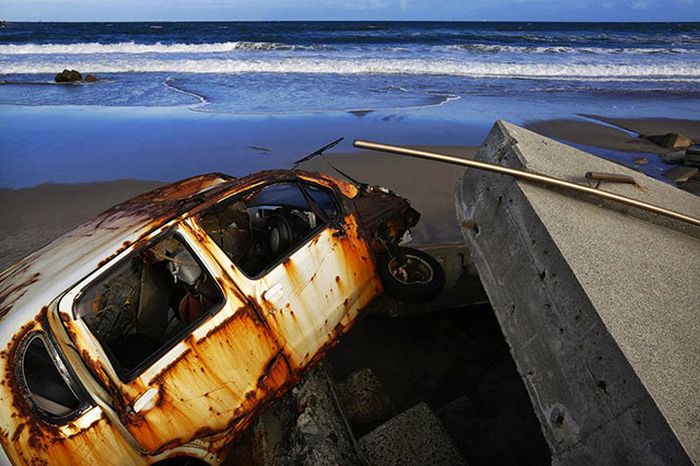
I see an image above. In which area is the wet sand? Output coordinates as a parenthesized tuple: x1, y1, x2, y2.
(2, 115, 698, 271)
(306, 146, 479, 246)
(585, 115, 700, 142)
(0, 147, 476, 271)
(526, 116, 700, 155)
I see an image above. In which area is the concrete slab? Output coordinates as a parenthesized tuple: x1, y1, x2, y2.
(455, 121, 700, 465)
(336, 367, 396, 435)
(359, 402, 468, 466)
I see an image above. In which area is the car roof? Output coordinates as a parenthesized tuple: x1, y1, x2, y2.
(0, 170, 357, 347)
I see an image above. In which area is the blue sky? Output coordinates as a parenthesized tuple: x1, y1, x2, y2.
(1, 0, 699, 22)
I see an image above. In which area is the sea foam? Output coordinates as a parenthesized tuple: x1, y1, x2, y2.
(0, 41, 324, 55)
(4, 58, 700, 81)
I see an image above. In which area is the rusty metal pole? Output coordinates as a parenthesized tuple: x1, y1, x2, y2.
(352, 140, 700, 228)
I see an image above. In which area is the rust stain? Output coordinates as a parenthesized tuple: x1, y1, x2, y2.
(0, 167, 417, 465)
(0, 272, 41, 320)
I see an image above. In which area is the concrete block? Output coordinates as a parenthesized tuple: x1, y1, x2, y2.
(359, 402, 468, 466)
(336, 367, 396, 435)
(455, 121, 700, 465)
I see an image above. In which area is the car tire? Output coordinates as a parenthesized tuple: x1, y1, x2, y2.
(377, 247, 445, 302)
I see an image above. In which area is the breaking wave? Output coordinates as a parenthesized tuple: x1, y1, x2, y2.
(0, 41, 327, 55)
(4, 58, 700, 82)
(445, 44, 698, 55)
(2, 41, 696, 57)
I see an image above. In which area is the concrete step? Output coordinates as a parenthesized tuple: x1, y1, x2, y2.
(336, 367, 397, 436)
(358, 402, 468, 466)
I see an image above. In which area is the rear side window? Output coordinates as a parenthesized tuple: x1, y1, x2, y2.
(18, 333, 86, 423)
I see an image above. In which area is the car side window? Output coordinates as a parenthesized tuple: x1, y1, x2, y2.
(74, 235, 223, 382)
(199, 181, 338, 278)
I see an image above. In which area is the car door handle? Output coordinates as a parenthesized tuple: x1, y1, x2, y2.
(132, 387, 159, 414)
(263, 283, 284, 303)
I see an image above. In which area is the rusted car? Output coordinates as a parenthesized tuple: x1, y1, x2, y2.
(0, 170, 444, 465)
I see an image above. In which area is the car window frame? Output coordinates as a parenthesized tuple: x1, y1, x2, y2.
(16, 329, 94, 425)
(69, 227, 227, 384)
(197, 179, 343, 281)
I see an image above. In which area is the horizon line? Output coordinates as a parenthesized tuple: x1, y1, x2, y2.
(3, 19, 700, 23)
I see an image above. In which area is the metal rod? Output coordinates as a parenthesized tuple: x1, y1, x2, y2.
(353, 140, 700, 228)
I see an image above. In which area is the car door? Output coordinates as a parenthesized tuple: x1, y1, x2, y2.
(193, 180, 382, 368)
(58, 224, 287, 454)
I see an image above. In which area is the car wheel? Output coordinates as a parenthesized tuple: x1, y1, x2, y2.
(377, 247, 445, 302)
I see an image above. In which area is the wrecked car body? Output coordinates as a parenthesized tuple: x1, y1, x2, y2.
(0, 169, 440, 465)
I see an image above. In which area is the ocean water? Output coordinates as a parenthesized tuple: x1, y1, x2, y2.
(1, 22, 700, 187)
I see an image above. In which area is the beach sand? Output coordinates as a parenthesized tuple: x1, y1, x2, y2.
(0, 179, 164, 270)
(526, 117, 700, 155)
(2, 116, 698, 271)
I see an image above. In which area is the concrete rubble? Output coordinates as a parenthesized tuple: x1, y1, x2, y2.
(249, 364, 468, 466)
(251, 364, 362, 466)
(456, 121, 700, 465)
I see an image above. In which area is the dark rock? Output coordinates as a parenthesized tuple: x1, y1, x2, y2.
(250, 394, 297, 466)
(677, 179, 700, 197)
(687, 144, 700, 156)
(685, 150, 700, 168)
(84, 74, 97, 82)
(336, 368, 396, 435)
(660, 150, 687, 165)
(54, 69, 83, 83)
(641, 133, 694, 149)
(664, 166, 699, 183)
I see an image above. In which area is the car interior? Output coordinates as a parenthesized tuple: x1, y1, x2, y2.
(70, 181, 337, 382)
(74, 236, 223, 381)
(198, 181, 338, 277)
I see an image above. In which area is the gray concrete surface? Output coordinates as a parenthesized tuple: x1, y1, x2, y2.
(252, 364, 362, 466)
(336, 367, 396, 435)
(359, 402, 468, 466)
(455, 121, 700, 465)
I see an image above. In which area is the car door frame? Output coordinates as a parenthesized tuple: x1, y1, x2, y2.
(191, 178, 382, 369)
(56, 221, 287, 455)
